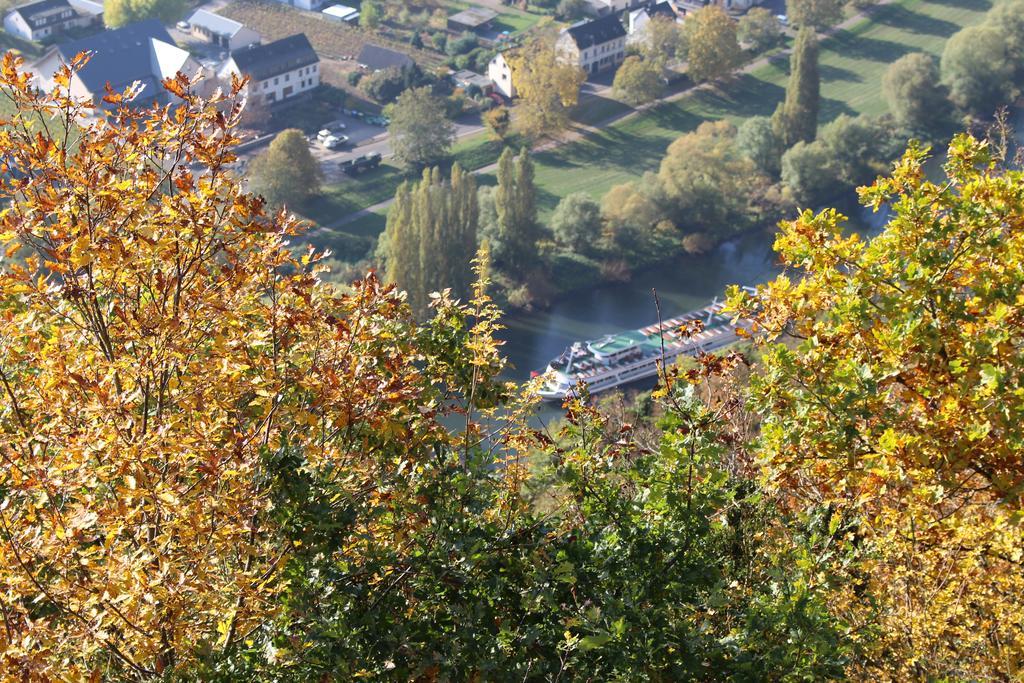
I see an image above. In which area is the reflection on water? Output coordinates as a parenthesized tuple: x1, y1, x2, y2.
(500, 200, 891, 384)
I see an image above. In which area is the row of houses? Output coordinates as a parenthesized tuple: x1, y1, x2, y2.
(27, 16, 320, 110)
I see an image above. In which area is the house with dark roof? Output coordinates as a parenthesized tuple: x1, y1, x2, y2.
(556, 14, 627, 76)
(31, 19, 202, 107)
(3, 0, 102, 42)
(185, 9, 260, 52)
(219, 34, 319, 105)
(356, 43, 414, 73)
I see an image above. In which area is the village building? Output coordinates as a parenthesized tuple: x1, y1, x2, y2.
(219, 34, 319, 105)
(487, 51, 515, 99)
(3, 0, 101, 42)
(32, 19, 201, 107)
(555, 14, 627, 76)
(184, 9, 260, 52)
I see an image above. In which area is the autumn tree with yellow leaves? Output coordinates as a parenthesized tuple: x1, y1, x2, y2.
(0, 55, 511, 678)
(508, 40, 586, 140)
(730, 136, 1024, 679)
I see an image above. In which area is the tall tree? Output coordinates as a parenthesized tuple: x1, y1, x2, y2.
(380, 165, 478, 314)
(550, 192, 602, 254)
(509, 40, 586, 140)
(736, 115, 783, 175)
(494, 147, 541, 272)
(772, 27, 820, 148)
(684, 6, 742, 84)
(250, 128, 322, 207)
(388, 86, 455, 170)
(882, 52, 948, 131)
(785, 0, 843, 29)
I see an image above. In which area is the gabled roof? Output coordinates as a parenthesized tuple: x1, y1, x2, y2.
(186, 9, 245, 38)
(647, 1, 677, 19)
(230, 34, 318, 81)
(356, 43, 414, 71)
(51, 19, 187, 102)
(9, 0, 74, 30)
(563, 14, 627, 49)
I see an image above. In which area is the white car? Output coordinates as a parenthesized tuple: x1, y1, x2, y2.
(321, 134, 349, 150)
(317, 129, 333, 141)
(176, 20, 190, 31)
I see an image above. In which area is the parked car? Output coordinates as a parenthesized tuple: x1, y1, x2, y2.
(776, 14, 789, 26)
(176, 20, 190, 31)
(317, 129, 333, 141)
(324, 120, 347, 132)
(340, 152, 382, 176)
(322, 134, 350, 150)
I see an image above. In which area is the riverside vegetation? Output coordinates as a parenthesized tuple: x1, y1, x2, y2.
(0, 52, 1022, 681)
(304, 0, 1023, 310)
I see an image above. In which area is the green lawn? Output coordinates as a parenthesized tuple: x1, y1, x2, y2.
(304, 0, 992, 248)
(510, 0, 993, 218)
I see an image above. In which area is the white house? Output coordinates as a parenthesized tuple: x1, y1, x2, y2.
(219, 34, 319, 105)
(32, 19, 202, 107)
(3, 0, 102, 42)
(322, 4, 359, 23)
(627, 1, 680, 46)
(487, 51, 515, 99)
(556, 15, 627, 76)
(185, 9, 260, 52)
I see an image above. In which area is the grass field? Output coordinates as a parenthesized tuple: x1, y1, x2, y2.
(305, 0, 993, 249)
(504, 0, 994, 218)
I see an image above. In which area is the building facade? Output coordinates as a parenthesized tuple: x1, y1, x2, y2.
(487, 51, 515, 99)
(186, 9, 260, 52)
(219, 34, 320, 105)
(556, 15, 627, 76)
(3, 0, 102, 42)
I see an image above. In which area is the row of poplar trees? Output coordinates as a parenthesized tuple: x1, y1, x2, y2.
(380, 149, 540, 316)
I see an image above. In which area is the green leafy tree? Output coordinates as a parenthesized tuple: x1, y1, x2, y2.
(736, 115, 783, 175)
(360, 1, 380, 29)
(612, 55, 664, 105)
(550, 192, 602, 254)
(388, 86, 455, 170)
(986, 0, 1024, 63)
(940, 26, 1016, 115)
(494, 147, 541, 272)
(817, 114, 895, 186)
(658, 121, 761, 234)
(250, 128, 322, 207)
(780, 139, 835, 204)
(379, 165, 478, 315)
(639, 14, 687, 64)
(738, 7, 783, 52)
(882, 52, 948, 131)
(104, 0, 186, 26)
(684, 6, 742, 83)
(772, 28, 820, 147)
(509, 40, 586, 140)
(786, 0, 844, 29)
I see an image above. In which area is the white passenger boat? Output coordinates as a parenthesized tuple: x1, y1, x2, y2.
(534, 296, 744, 401)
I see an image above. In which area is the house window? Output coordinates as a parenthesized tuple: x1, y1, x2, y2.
(274, 77, 279, 85)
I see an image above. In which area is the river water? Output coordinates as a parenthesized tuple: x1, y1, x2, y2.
(502, 201, 892, 381)
(498, 200, 893, 423)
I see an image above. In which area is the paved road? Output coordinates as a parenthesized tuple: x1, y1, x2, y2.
(314, 0, 894, 232)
